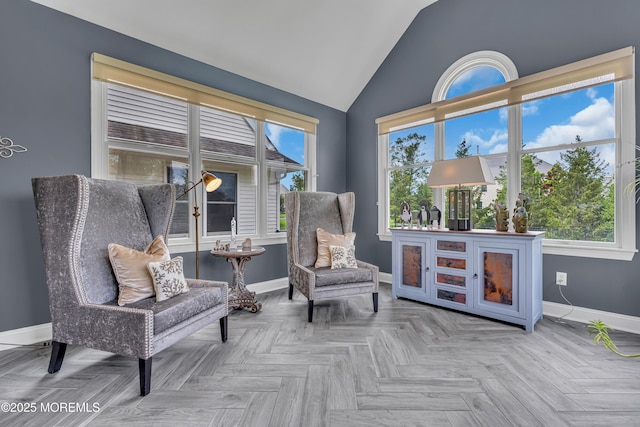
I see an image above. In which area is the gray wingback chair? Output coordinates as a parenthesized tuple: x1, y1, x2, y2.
(32, 174, 229, 396)
(285, 191, 379, 322)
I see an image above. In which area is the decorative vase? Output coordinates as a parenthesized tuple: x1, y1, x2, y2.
(512, 193, 530, 233)
(513, 206, 528, 233)
(494, 201, 509, 232)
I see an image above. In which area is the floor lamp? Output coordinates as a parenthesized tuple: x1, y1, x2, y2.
(177, 170, 222, 278)
(426, 156, 494, 231)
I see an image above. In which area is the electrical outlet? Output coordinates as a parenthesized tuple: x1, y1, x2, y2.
(556, 271, 568, 286)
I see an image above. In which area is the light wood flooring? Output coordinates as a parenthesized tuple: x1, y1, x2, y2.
(1, 283, 639, 426)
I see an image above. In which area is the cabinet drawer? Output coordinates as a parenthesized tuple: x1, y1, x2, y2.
(435, 287, 468, 307)
(436, 239, 467, 252)
(436, 256, 466, 270)
(435, 272, 467, 288)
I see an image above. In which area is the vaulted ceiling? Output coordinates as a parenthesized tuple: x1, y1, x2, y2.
(31, 0, 438, 111)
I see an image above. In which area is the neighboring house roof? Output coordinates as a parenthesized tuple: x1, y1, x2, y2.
(108, 120, 301, 166)
(484, 154, 552, 180)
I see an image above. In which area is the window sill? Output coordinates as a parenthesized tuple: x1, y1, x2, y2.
(542, 242, 636, 261)
(168, 234, 287, 254)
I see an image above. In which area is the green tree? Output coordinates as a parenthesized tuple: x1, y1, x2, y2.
(389, 133, 432, 225)
(536, 141, 612, 241)
(288, 171, 305, 192)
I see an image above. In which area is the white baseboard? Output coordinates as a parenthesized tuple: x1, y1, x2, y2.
(542, 301, 640, 334)
(247, 277, 289, 294)
(3, 276, 638, 352)
(379, 271, 392, 284)
(0, 323, 52, 352)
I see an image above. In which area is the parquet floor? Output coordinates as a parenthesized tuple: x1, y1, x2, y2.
(1, 283, 639, 426)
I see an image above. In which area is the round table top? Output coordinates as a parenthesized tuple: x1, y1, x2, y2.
(210, 246, 265, 258)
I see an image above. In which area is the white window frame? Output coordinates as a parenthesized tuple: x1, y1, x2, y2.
(377, 50, 636, 261)
(91, 79, 317, 252)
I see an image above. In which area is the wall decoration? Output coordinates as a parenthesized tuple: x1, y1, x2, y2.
(0, 136, 27, 159)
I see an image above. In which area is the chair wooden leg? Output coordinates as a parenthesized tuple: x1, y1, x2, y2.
(220, 316, 228, 342)
(139, 358, 152, 396)
(47, 341, 67, 374)
(288, 283, 294, 300)
(308, 300, 314, 323)
(373, 292, 379, 313)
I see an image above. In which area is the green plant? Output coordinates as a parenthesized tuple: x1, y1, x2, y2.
(587, 320, 640, 358)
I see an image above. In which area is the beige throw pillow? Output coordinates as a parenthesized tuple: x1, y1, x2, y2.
(315, 227, 356, 268)
(147, 257, 189, 302)
(108, 235, 170, 306)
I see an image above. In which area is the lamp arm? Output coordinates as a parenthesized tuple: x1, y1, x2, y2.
(176, 179, 203, 201)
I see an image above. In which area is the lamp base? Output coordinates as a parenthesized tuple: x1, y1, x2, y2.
(447, 188, 472, 231)
(448, 218, 471, 231)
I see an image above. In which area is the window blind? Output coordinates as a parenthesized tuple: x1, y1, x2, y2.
(92, 53, 318, 134)
(376, 46, 634, 135)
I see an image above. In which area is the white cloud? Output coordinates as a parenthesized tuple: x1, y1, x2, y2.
(524, 96, 615, 172)
(266, 123, 286, 148)
(462, 129, 508, 152)
(525, 96, 614, 151)
(522, 101, 539, 117)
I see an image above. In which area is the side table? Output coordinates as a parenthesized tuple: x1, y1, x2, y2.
(210, 246, 265, 313)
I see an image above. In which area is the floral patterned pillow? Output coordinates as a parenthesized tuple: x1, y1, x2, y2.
(147, 257, 189, 302)
(329, 245, 358, 269)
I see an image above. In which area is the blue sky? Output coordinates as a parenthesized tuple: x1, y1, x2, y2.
(266, 123, 305, 189)
(391, 66, 615, 173)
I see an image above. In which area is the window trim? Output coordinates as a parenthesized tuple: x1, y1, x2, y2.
(377, 49, 636, 261)
(92, 69, 317, 252)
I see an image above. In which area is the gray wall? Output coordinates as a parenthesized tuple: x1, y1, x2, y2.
(0, 0, 346, 333)
(347, 0, 640, 317)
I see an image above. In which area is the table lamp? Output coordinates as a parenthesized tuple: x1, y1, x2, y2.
(177, 170, 222, 278)
(426, 156, 494, 231)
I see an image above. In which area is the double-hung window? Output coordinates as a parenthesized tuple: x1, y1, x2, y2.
(91, 54, 317, 252)
(377, 47, 636, 260)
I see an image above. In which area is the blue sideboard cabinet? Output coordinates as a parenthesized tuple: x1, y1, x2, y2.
(391, 228, 544, 332)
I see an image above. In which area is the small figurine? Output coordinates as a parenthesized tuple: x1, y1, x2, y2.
(417, 200, 429, 228)
(493, 201, 509, 232)
(242, 237, 252, 250)
(400, 201, 411, 228)
(512, 193, 530, 233)
(429, 206, 441, 229)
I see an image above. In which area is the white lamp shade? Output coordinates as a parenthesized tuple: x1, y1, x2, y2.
(426, 156, 495, 188)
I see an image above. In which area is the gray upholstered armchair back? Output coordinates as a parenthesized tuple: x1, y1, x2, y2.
(32, 174, 174, 312)
(285, 191, 355, 268)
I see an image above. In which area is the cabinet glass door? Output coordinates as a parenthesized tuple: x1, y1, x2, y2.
(475, 243, 524, 318)
(402, 245, 423, 289)
(393, 235, 429, 302)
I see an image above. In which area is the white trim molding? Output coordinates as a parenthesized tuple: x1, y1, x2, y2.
(0, 323, 52, 352)
(542, 301, 640, 334)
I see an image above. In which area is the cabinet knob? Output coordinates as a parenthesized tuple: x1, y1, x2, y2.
(425, 267, 430, 272)
(473, 273, 478, 279)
